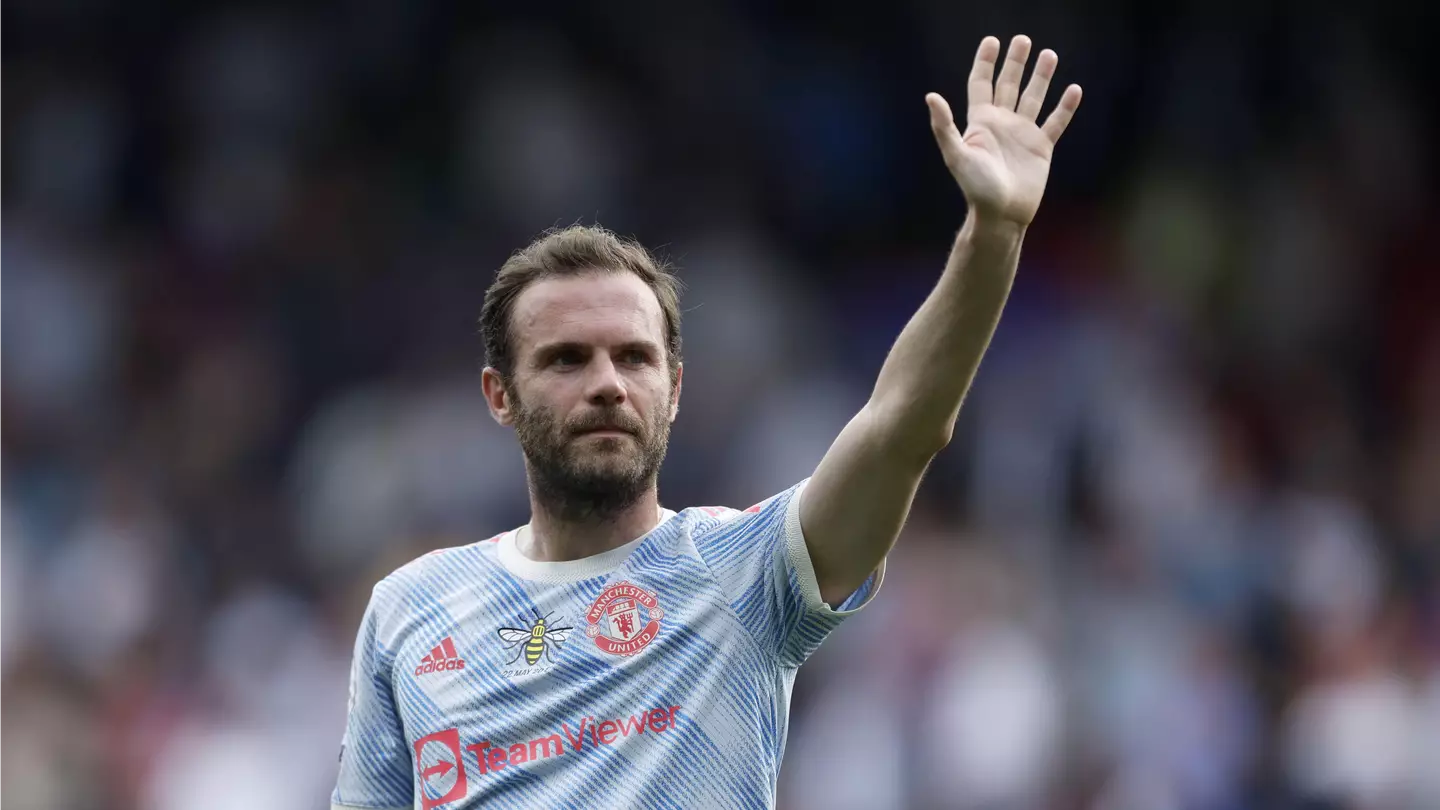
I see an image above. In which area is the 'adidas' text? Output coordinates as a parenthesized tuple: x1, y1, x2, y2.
(415, 637, 467, 677)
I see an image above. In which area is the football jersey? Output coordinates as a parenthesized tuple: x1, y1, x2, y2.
(332, 478, 883, 810)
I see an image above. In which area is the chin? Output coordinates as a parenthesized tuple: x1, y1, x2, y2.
(579, 458, 641, 480)
(568, 447, 638, 471)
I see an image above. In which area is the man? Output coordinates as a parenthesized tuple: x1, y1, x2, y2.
(333, 34, 1081, 810)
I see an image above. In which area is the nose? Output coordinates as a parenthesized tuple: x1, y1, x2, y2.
(584, 355, 626, 407)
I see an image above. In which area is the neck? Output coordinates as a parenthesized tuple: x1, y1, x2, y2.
(520, 488, 663, 562)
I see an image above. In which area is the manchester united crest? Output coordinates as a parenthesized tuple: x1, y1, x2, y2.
(585, 581, 663, 656)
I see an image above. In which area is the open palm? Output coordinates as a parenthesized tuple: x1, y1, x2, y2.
(928, 35, 1082, 226)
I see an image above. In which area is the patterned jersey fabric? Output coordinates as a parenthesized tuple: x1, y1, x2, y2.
(333, 479, 883, 810)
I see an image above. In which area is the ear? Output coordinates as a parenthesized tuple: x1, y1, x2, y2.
(481, 367, 515, 426)
(669, 363, 683, 422)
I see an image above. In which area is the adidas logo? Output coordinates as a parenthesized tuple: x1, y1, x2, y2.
(414, 637, 467, 676)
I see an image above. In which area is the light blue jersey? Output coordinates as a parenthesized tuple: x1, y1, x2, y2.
(333, 479, 883, 810)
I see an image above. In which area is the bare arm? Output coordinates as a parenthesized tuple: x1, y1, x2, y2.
(801, 35, 1083, 604)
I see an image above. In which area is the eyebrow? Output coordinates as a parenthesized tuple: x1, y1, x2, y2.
(530, 340, 662, 359)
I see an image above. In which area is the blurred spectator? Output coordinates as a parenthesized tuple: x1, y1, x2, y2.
(2, 500, 33, 676)
(920, 575, 1063, 808)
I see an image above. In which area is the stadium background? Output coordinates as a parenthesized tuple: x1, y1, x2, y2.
(3, 1, 1437, 808)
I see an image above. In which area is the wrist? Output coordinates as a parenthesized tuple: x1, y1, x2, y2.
(961, 213, 1026, 253)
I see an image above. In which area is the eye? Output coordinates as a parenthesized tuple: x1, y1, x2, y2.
(551, 349, 584, 367)
(621, 349, 649, 365)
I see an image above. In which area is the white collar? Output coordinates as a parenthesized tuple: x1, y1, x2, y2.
(496, 508, 677, 583)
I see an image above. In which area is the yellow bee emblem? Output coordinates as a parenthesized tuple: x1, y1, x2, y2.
(497, 613, 572, 666)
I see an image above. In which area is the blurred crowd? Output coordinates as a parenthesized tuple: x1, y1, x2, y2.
(3, 1, 1436, 809)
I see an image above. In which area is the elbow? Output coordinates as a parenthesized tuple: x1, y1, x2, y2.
(927, 424, 956, 454)
(895, 427, 952, 462)
(904, 431, 953, 465)
(861, 400, 953, 464)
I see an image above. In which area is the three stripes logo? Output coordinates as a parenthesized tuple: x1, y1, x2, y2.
(415, 637, 467, 677)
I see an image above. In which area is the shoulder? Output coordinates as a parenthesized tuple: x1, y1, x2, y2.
(670, 504, 747, 538)
(677, 480, 808, 543)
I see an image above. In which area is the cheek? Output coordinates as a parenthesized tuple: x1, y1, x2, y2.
(643, 379, 677, 419)
(517, 379, 572, 414)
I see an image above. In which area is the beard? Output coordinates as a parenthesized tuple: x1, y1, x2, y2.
(511, 389, 672, 523)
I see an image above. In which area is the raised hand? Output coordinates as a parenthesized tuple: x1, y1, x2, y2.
(927, 35, 1082, 227)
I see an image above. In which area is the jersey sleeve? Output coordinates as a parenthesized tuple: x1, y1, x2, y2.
(332, 582, 413, 810)
(691, 478, 885, 669)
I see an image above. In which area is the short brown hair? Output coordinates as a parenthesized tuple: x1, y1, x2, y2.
(480, 224, 683, 382)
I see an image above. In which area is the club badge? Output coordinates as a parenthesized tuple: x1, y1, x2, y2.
(585, 581, 663, 656)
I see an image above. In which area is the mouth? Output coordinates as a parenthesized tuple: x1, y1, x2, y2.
(574, 426, 634, 438)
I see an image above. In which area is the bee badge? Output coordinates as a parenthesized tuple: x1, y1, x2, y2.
(586, 581, 664, 656)
(497, 613, 572, 668)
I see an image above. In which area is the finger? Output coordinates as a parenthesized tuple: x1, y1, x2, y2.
(926, 92, 963, 162)
(1016, 49, 1057, 121)
(993, 35, 1032, 111)
(1041, 84, 1083, 143)
(967, 36, 1001, 110)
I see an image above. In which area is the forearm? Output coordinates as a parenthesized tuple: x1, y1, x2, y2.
(866, 213, 1024, 455)
(800, 213, 1023, 603)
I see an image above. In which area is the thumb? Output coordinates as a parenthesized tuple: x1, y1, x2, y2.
(925, 93, 966, 170)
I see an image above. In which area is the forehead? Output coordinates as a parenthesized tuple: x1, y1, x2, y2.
(510, 271, 667, 353)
